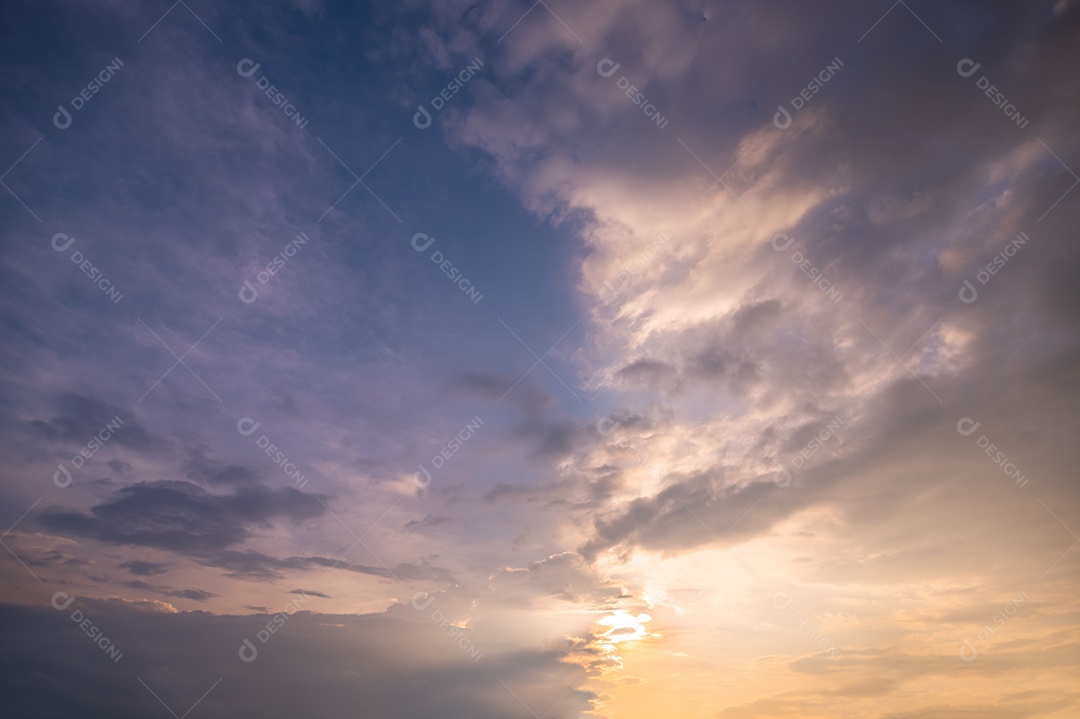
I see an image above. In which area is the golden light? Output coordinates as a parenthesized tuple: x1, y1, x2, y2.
(597, 610, 653, 644)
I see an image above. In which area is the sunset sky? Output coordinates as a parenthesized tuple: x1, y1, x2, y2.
(2, 1, 1079, 717)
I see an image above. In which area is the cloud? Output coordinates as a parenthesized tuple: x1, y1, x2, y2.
(27, 394, 166, 454)
(0, 599, 593, 719)
(122, 580, 217, 602)
(2, 1, 1079, 717)
(39, 479, 326, 554)
(119, 560, 170, 576)
(183, 451, 262, 486)
(204, 549, 457, 584)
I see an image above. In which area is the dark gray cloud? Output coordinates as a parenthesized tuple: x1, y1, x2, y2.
(162, 587, 218, 602)
(579, 467, 789, 561)
(122, 580, 217, 602)
(205, 549, 456, 584)
(28, 394, 167, 454)
(119, 560, 170, 576)
(616, 359, 680, 393)
(183, 451, 262, 486)
(0, 600, 593, 719)
(35, 478, 452, 584)
(38, 480, 326, 553)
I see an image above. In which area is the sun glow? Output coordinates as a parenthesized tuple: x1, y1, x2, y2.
(598, 611, 653, 644)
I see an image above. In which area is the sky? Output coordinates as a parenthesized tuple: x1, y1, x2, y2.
(1, 0, 1079, 717)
